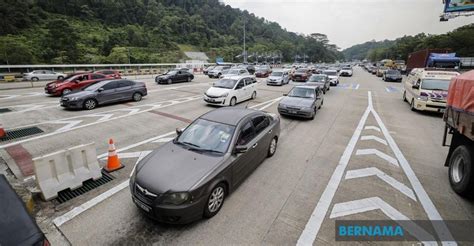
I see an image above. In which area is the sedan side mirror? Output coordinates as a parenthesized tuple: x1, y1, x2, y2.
(98, 88, 104, 92)
(234, 146, 248, 154)
(412, 84, 419, 89)
(176, 128, 183, 136)
(283, 93, 288, 96)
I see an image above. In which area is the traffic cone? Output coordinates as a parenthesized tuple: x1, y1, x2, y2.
(0, 124, 5, 138)
(104, 138, 123, 172)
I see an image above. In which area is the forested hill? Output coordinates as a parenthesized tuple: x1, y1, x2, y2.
(0, 0, 342, 64)
(342, 24, 474, 61)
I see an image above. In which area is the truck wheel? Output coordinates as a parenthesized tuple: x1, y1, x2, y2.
(449, 145, 474, 197)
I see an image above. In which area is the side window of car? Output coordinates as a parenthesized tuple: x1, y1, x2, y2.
(252, 115, 270, 135)
(102, 82, 117, 90)
(236, 80, 245, 89)
(118, 80, 132, 87)
(91, 74, 103, 80)
(237, 121, 256, 146)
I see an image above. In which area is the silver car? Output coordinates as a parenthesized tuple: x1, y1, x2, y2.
(23, 70, 67, 81)
(278, 85, 324, 119)
(266, 70, 290, 86)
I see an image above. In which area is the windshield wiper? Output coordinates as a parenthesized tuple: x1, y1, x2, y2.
(176, 141, 201, 149)
(197, 148, 223, 154)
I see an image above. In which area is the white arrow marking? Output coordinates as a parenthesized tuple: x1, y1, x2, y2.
(330, 197, 437, 246)
(52, 120, 83, 132)
(356, 148, 399, 167)
(91, 113, 114, 122)
(364, 126, 381, 132)
(360, 135, 387, 145)
(345, 167, 416, 201)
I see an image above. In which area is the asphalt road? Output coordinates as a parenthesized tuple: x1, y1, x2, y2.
(0, 69, 472, 245)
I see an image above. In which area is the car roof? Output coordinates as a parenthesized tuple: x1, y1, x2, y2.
(200, 107, 262, 126)
(224, 75, 252, 80)
(294, 85, 318, 89)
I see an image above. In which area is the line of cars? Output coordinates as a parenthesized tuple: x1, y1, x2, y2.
(362, 64, 403, 82)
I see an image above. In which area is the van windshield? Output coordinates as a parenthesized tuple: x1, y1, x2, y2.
(421, 79, 451, 91)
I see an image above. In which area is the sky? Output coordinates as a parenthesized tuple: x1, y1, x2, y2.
(222, 0, 474, 50)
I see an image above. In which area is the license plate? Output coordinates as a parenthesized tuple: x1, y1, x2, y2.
(290, 110, 297, 114)
(134, 198, 150, 212)
(208, 99, 215, 102)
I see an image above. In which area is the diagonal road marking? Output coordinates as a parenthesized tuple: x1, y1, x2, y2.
(355, 148, 399, 166)
(364, 126, 381, 132)
(360, 135, 388, 145)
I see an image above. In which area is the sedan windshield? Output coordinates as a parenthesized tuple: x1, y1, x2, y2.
(386, 70, 400, 75)
(288, 87, 315, 99)
(309, 76, 325, 82)
(213, 79, 237, 89)
(176, 119, 235, 154)
(227, 69, 240, 75)
(83, 81, 108, 91)
(164, 70, 177, 75)
(421, 79, 451, 91)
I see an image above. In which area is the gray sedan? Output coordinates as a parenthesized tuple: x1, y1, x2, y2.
(60, 79, 147, 110)
(306, 74, 330, 94)
(130, 108, 280, 224)
(278, 85, 324, 119)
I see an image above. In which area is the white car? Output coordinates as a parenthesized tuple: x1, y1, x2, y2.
(220, 68, 250, 79)
(23, 70, 67, 81)
(322, 70, 340, 86)
(208, 66, 231, 78)
(340, 67, 353, 77)
(266, 70, 290, 86)
(204, 75, 257, 106)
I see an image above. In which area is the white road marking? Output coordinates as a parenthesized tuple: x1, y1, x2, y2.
(255, 97, 283, 110)
(330, 197, 436, 246)
(355, 148, 399, 167)
(345, 167, 416, 201)
(385, 87, 391, 93)
(152, 137, 175, 143)
(364, 126, 381, 132)
(360, 135, 387, 145)
(355, 83, 360, 90)
(52, 120, 83, 132)
(52, 96, 283, 227)
(297, 91, 455, 246)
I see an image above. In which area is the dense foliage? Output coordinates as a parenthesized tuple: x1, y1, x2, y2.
(342, 24, 474, 62)
(0, 0, 342, 64)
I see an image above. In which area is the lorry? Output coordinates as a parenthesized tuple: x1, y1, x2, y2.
(406, 49, 460, 73)
(442, 70, 474, 197)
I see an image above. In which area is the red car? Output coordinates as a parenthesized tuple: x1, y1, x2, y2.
(44, 73, 109, 96)
(95, 70, 122, 79)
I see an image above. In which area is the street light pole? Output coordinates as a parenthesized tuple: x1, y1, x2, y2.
(243, 17, 247, 64)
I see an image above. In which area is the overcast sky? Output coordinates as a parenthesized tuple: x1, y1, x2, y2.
(222, 0, 474, 49)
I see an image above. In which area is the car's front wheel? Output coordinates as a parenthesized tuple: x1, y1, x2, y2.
(83, 99, 97, 110)
(251, 91, 257, 99)
(31, 77, 39, 81)
(58, 76, 64, 80)
(229, 97, 237, 106)
(132, 92, 142, 102)
(204, 183, 226, 218)
(267, 137, 278, 157)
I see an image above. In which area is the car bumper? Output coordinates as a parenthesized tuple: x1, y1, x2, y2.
(45, 88, 61, 96)
(413, 99, 446, 113)
(292, 76, 307, 82)
(255, 74, 267, 78)
(329, 80, 338, 86)
(60, 99, 84, 109)
(278, 107, 313, 118)
(204, 96, 227, 105)
(340, 73, 352, 76)
(385, 77, 402, 82)
(266, 80, 282, 85)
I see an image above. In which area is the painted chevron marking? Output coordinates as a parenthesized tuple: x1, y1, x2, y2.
(356, 149, 399, 166)
(330, 197, 436, 245)
(360, 135, 388, 145)
(345, 167, 416, 201)
(364, 126, 381, 132)
(52, 120, 83, 132)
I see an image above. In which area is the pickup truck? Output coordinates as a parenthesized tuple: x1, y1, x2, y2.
(442, 70, 474, 197)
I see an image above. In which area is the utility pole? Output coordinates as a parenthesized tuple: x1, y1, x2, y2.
(127, 48, 131, 64)
(243, 17, 247, 64)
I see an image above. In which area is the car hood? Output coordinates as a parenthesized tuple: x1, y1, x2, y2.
(341, 70, 352, 73)
(135, 142, 225, 193)
(268, 76, 282, 80)
(63, 90, 94, 99)
(386, 74, 401, 77)
(206, 87, 231, 97)
(280, 96, 314, 108)
(327, 75, 338, 79)
(157, 74, 171, 78)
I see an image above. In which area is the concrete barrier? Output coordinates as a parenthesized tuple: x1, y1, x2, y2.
(33, 143, 102, 200)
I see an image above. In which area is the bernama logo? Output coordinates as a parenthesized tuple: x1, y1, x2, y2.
(338, 225, 404, 237)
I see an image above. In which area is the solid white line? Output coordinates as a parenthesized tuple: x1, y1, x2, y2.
(345, 167, 416, 201)
(360, 135, 387, 145)
(296, 92, 372, 246)
(371, 106, 456, 245)
(330, 197, 436, 246)
(364, 126, 381, 132)
(355, 84, 360, 90)
(53, 180, 129, 227)
(256, 97, 283, 111)
(355, 148, 399, 167)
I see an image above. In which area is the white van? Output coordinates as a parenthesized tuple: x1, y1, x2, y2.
(403, 68, 460, 112)
(204, 75, 257, 106)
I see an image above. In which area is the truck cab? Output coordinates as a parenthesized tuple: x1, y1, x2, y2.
(403, 68, 460, 112)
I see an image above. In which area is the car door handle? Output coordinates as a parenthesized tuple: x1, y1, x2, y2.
(267, 129, 272, 134)
(252, 143, 258, 149)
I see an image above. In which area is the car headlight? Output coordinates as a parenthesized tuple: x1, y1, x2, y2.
(278, 104, 286, 109)
(416, 96, 428, 101)
(70, 97, 79, 101)
(220, 93, 228, 97)
(161, 192, 192, 205)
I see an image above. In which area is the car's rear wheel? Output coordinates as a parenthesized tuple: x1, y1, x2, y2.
(204, 183, 226, 218)
(62, 88, 72, 95)
(31, 77, 39, 81)
(251, 91, 257, 99)
(167, 79, 172, 84)
(132, 92, 142, 102)
(83, 99, 97, 110)
(229, 97, 237, 106)
(267, 137, 278, 157)
(187, 76, 192, 82)
(58, 76, 64, 80)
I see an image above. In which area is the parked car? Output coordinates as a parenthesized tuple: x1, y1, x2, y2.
(60, 79, 147, 110)
(220, 68, 250, 79)
(383, 69, 402, 82)
(238, 64, 256, 74)
(95, 70, 122, 79)
(376, 67, 388, 77)
(0, 174, 50, 246)
(204, 75, 257, 106)
(130, 107, 280, 224)
(23, 70, 67, 81)
(266, 70, 290, 86)
(254, 66, 272, 78)
(278, 85, 324, 119)
(45, 73, 109, 96)
(156, 70, 194, 84)
(203, 66, 215, 75)
(339, 67, 353, 77)
(208, 66, 231, 78)
(322, 70, 340, 86)
(292, 68, 311, 82)
(306, 74, 330, 94)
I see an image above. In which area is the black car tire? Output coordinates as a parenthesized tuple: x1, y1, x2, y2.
(410, 99, 416, 111)
(187, 76, 192, 82)
(31, 77, 39, 81)
(58, 76, 64, 80)
(251, 91, 257, 99)
(132, 92, 142, 102)
(155, 77, 159, 83)
(203, 183, 226, 218)
(267, 137, 278, 157)
(448, 145, 474, 197)
(62, 88, 72, 95)
(229, 97, 237, 106)
(310, 108, 316, 120)
(167, 79, 172, 84)
(403, 91, 407, 102)
(319, 100, 323, 109)
(83, 99, 97, 110)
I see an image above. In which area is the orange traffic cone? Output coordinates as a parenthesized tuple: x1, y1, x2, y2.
(0, 124, 5, 138)
(104, 138, 123, 172)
